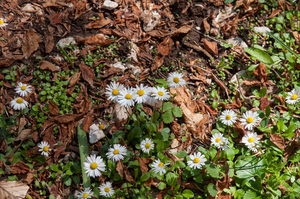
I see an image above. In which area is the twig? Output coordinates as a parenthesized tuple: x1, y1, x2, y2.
(57, 44, 75, 69)
(183, 42, 214, 61)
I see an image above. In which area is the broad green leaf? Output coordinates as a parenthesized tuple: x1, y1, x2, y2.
(174, 151, 187, 158)
(207, 183, 218, 197)
(182, 189, 194, 198)
(162, 110, 174, 124)
(265, 106, 271, 117)
(235, 156, 266, 179)
(157, 182, 166, 190)
(172, 106, 183, 117)
(77, 124, 91, 188)
(50, 164, 59, 172)
(260, 118, 269, 128)
(259, 87, 267, 97)
(277, 120, 284, 133)
(161, 102, 173, 111)
(206, 162, 220, 178)
(166, 172, 178, 187)
(140, 173, 150, 181)
(245, 47, 274, 65)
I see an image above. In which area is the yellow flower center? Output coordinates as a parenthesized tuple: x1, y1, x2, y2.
(90, 162, 98, 169)
(0, 20, 3, 25)
(248, 137, 254, 143)
(125, 94, 132, 99)
(82, 193, 88, 198)
(43, 146, 49, 152)
(215, 138, 221, 143)
(252, 145, 256, 148)
(21, 85, 26, 90)
(247, 117, 254, 123)
(173, 77, 180, 83)
(112, 89, 119, 95)
(137, 89, 144, 96)
(104, 187, 110, 192)
(16, 98, 23, 103)
(145, 143, 151, 149)
(99, 124, 104, 129)
(158, 162, 164, 167)
(292, 94, 298, 100)
(113, 149, 119, 155)
(225, 115, 231, 120)
(193, 158, 199, 163)
(221, 142, 225, 146)
(158, 91, 164, 96)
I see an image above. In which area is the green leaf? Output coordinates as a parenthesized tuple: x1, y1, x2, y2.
(32, 104, 39, 112)
(206, 162, 220, 178)
(285, 122, 297, 137)
(162, 110, 174, 124)
(182, 189, 194, 198)
(155, 79, 166, 85)
(156, 140, 165, 152)
(245, 47, 274, 65)
(207, 183, 218, 197)
(2, 69, 9, 73)
(5, 75, 12, 80)
(243, 190, 257, 199)
(64, 176, 72, 186)
(212, 101, 218, 109)
(140, 173, 150, 181)
(172, 106, 183, 117)
(160, 128, 170, 141)
(225, 148, 235, 161)
(50, 164, 59, 172)
(277, 120, 284, 133)
(174, 151, 187, 158)
(7, 175, 18, 181)
(157, 182, 166, 190)
(235, 156, 266, 179)
(162, 102, 173, 111)
(66, 170, 73, 176)
(166, 172, 178, 187)
(260, 118, 269, 128)
(40, 91, 47, 95)
(77, 124, 91, 188)
(265, 106, 271, 117)
(259, 87, 267, 97)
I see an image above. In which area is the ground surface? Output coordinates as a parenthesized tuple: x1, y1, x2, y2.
(1, 0, 300, 198)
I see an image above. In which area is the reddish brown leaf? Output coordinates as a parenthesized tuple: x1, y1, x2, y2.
(260, 96, 269, 111)
(172, 23, 193, 37)
(284, 140, 299, 161)
(182, 2, 190, 13)
(116, 161, 124, 178)
(79, 61, 94, 88)
(124, 166, 135, 183)
(9, 161, 30, 174)
(270, 134, 284, 150)
(69, 72, 81, 87)
(274, 95, 285, 105)
(145, 177, 153, 187)
(14, 129, 31, 143)
(268, 9, 281, 19)
(50, 114, 77, 124)
(151, 55, 165, 72)
(86, 18, 112, 29)
(136, 157, 149, 174)
(22, 30, 41, 59)
(49, 101, 60, 115)
(147, 29, 170, 38)
(82, 110, 93, 133)
(253, 63, 269, 85)
(203, 18, 210, 32)
(203, 39, 218, 56)
(40, 61, 60, 72)
(77, 34, 114, 46)
(141, 106, 152, 116)
(158, 37, 173, 56)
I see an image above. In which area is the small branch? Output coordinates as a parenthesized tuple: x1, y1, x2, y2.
(183, 42, 214, 61)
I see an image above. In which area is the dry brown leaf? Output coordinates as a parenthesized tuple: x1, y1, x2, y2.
(82, 110, 93, 133)
(253, 62, 269, 85)
(292, 31, 300, 44)
(18, 117, 27, 135)
(151, 55, 165, 72)
(0, 181, 29, 198)
(50, 114, 77, 124)
(14, 129, 31, 143)
(182, 2, 190, 13)
(49, 101, 60, 115)
(77, 34, 113, 46)
(203, 39, 218, 56)
(158, 37, 173, 56)
(270, 134, 284, 150)
(86, 18, 112, 29)
(136, 157, 148, 174)
(260, 96, 269, 111)
(203, 18, 210, 32)
(40, 61, 61, 72)
(147, 29, 170, 38)
(268, 9, 281, 19)
(69, 72, 81, 87)
(116, 161, 124, 178)
(284, 140, 299, 161)
(113, 103, 131, 124)
(274, 95, 285, 105)
(180, 103, 203, 133)
(172, 23, 194, 37)
(169, 86, 192, 107)
(22, 30, 41, 59)
(79, 61, 94, 88)
(9, 161, 30, 174)
(124, 166, 135, 183)
(141, 106, 152, 116)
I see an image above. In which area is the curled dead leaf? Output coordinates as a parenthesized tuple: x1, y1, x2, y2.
(270, 134, 284, 150)
(180, 103, 203, 133)
(0, 181, 29, 198)
(113, 103, 131, 124)
(82, 110, 93, 133)
(40, 60, 61, 72)
(86, 18, 112, 29)
(69, 72, 81, 87)
(14, 129, 31, 143)
(79, 61, 94, 88)
(22, 30, 41, 59)
(203, 39, 218, 56)
(49, 101, 60, 115)
(158, 37, 173, 56)
(116, 161, 124, 178)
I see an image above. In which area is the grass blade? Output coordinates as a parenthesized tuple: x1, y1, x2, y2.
(77, 123, 90, 188)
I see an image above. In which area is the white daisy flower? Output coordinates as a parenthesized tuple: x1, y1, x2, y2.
(99, 182, 114, 198)
(83, 154, 106, 178)
(210, 133, 224, 148)
(286, 88, 300, 104)
(38, 141, 51, 157)
(248, 143, 259, 152)
(145, 88, 162, 107)
(106, 144, 127, 162)
(187, 152, 207, 169)
(241, 132, 260, 148)
(77, 188, 93, 199)
(134, 84, 152, 104)
(10, 97, 29, 110)
(0, 18, 8, 29)
(105, 82, 125, 102)
(240, 111, 260, 130)
(219, 137, 229, 150)
(151, 159, 170, 175)
(140, 138, 154, 154)
(117, 87, 136, 107)
(220, 110, 237, 126)
(152, 87, 170, 101)
(167, 72, 186, 88)
(15, 82, 33, 97)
